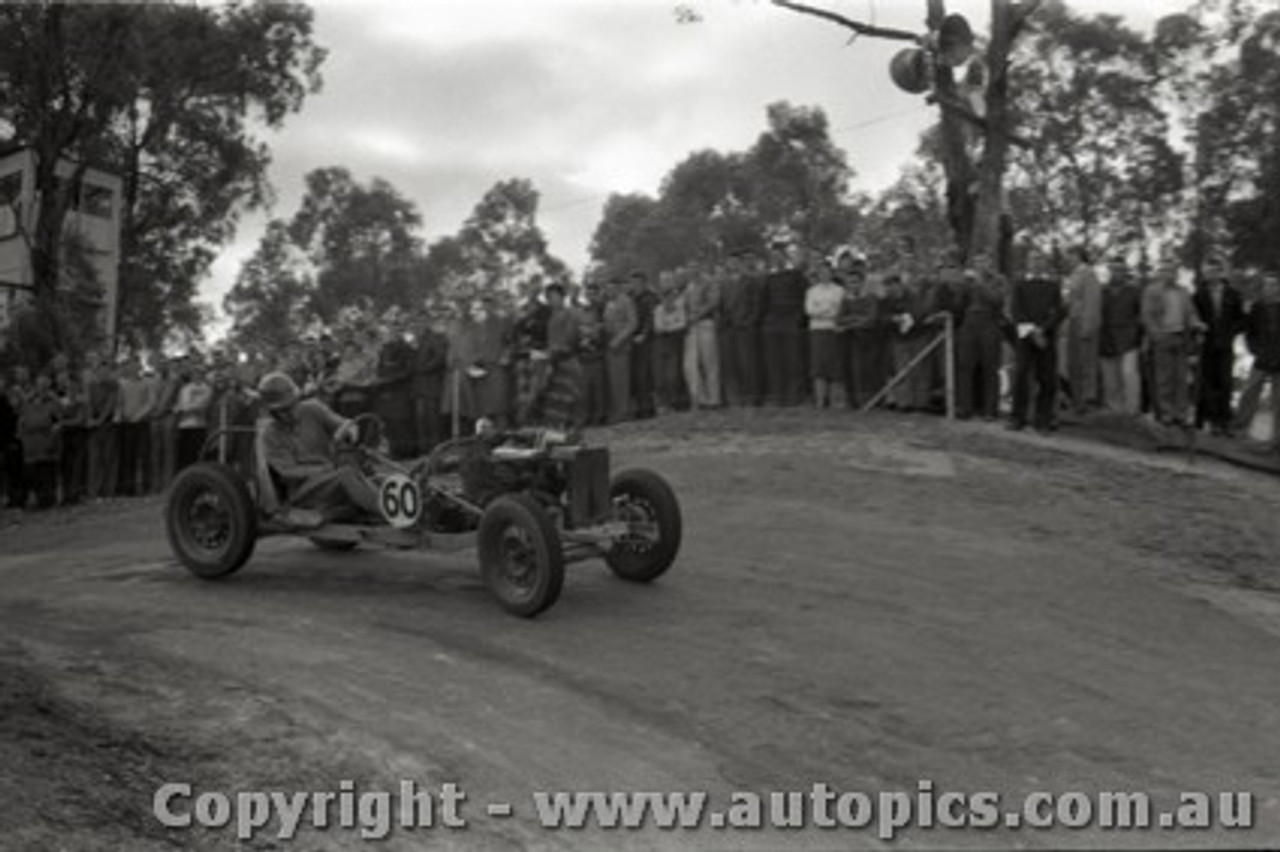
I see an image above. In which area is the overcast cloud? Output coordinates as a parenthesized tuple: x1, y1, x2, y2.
(203, 0, 1176, 334)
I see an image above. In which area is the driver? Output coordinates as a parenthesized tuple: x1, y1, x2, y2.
(257, 372, 382, 522)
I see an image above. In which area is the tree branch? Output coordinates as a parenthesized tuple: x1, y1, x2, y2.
(929, 90, 1034, 150)
(771, 0, 921, 43)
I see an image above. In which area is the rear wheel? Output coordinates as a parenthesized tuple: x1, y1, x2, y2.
(166, 463, 257, 579)
(478, 493, 563, 617)
(605, 469, 682, 582)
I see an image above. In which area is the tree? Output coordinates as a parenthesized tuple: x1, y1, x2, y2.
(0, 1, 325, 353)
(772, 0, 1039, 266)
(589, 102, 860, 276)
(432, 178, 571, 308)
(288, 166, 425, 322)
(222, 219, 315, 354)
(1159, 3, 1280, 270)
(743, 102, 859, 247)
(1006, 1, 1184, 260)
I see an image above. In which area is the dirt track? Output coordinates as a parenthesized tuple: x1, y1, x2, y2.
(3, 409, 1280, 850)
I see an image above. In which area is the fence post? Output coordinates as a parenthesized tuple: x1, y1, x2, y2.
(860, 323, 948, 413)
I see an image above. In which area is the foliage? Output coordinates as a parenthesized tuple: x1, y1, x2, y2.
(590, 101, 860, 276)
(1007, 0, 1184, 260)
(0, 1, 325, 353)
(286, 166, 424, 322)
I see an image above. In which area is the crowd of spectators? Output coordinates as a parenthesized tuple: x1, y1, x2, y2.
(3, 235, 1279, 512)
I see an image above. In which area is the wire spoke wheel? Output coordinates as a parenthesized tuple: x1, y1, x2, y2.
(605, 469, 682, 583)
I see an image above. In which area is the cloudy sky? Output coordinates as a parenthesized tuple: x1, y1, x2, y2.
(203, 0, 1178, 334)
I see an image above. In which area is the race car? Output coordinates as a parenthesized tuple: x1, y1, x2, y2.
(163, 416, 682, 617)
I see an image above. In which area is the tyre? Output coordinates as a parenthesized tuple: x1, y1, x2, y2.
(477, 493, 564, 617)
(165, 463, 258, 579)
(309, 537, 358, 552)
(605, 469, 682, 582)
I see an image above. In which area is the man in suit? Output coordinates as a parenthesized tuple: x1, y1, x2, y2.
(719, 253, 764, 408)
(760, 243, 809, 406)
(1193, 255, 1245, 435)
(1063, 247, 1103, 414)
(1008, 251, 1066, 433)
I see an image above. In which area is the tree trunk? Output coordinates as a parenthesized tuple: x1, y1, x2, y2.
(927, 0, 978, 261)
(968, 0, 1017, 271)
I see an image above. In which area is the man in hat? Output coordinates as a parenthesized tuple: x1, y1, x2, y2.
(955, 252, 1007, 420)
(720, 252, 764, 407)
(628, 271, 658, 419)
(1193, 255, 1245, 434)
(257, 372, 380, 522)
(760, 242, 809, 405)
(684, 259, 723, 408)
(1063, 247, 1103, 414)
(1141, 262, 1205, 426)
(1007, 250, 1066, 432)
(1232, 272, 1280, 447)
(411, 307, 449, 453)
(536, 282, 583, 428)
(1099, 255, 1144, 414)
(603, 275, 637, 422)
(575, 278, 609, 426)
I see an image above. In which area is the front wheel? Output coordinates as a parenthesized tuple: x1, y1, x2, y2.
(477, 494, 564, 617)
(605, 469, 682, 582)
(166, 463, 258, 579)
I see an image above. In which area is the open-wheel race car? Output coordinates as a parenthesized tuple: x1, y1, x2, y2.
(163, 416, 682, 617)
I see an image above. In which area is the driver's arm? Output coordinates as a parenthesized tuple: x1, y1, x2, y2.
(262, 428, 333, 484)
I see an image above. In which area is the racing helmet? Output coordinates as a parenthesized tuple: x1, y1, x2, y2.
(257, 372, 300, 411)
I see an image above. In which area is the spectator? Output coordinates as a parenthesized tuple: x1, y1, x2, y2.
(57, 371, 89, 505)
(955, 252, 1007, 421)
(760, 243, 809, 406)
(652, 271, 689, 414)
(1141, 262, 1205, 426)
(443, 303, 481, 436)
(473, 293, 514, 427)
(804, 258, 847, 408)
(1232, 272, 1280, 446)
(603, 275, 638, 422)
(1193, 256, 1246, 435)
(683, 260, 722, 409)
(629, 271, 658, 419)
(116, 357, 153, 496)
(838, 260, 887, 409)
(885, 238, 937, 412)
(0, 371, 19, 508)
(883, 273, 932, 411)
(175, 365, 213, 470)
(575, 279, 609, 427)
(19, 372, 60, 509)
(1100, 256, 1143, 415)
(927, 250, 968, 407)
(1063, 247, 1103, 414)
(373, 314, 417, 456)
(148, 357, 181, 493)
(512, 291, 551, 428)
(721, 253, 764, 408)
(86, 355, 120, 500)
(411, 309, 449, 453)
(539, 282, 584, 428)
(1008, 252, 1066, 433)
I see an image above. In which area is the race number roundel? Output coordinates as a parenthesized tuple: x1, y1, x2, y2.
(378, 474, 421, 529)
